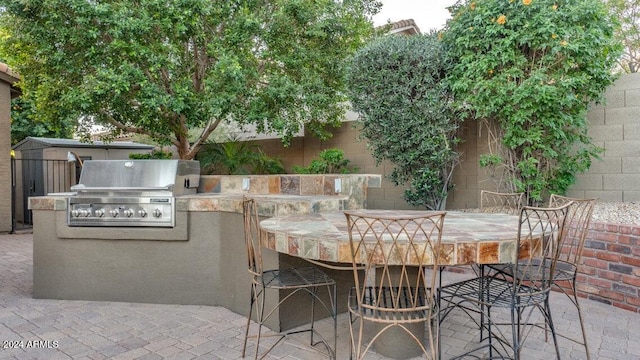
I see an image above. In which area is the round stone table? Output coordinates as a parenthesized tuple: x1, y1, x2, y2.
(260, 209, 533, 266)
(260, 209, 537, 358)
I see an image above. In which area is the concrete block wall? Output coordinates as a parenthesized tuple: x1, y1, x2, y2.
(569, 72, 640, 202)
(257, 73, 640, 210)
(258, 122, 420, 210)
(447, 73, 640, 208)
(259, 121, 485, 210)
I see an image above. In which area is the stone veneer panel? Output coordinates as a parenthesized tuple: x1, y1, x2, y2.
(338, 242, 352, 263)
(275, 232, 288, 254)
(319, 239, 338, 262)
(268, 176, 280, 194)
(280, 176, 300, 195)
(478, 242, 499, 263)
(248, 176, 269, 194)
(220, 177, 244, 193)
(264, 231, 276, 250)
(323, 175, 339, 195)
(457, 243, 477, 265)
(301, 237, 319, 260)
(287, 235, 300, 256)
(499, 241, 517, 263)
(300, 176, 324, 195)
(439, 244, 455, 266)
(275, 202, 310, 216)
(198, 177, 221, 193)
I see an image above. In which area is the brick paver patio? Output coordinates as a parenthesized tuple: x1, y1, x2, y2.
(1, 233, 639, 359)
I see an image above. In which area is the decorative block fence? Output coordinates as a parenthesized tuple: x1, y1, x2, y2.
(577, 222, 640, 313)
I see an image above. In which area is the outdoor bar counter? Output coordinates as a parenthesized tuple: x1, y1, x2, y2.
(260, 210, 527, 266)
(28, 174, 381, 332)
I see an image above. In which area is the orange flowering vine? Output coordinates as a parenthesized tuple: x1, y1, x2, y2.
(497, 15, 507, 25)
(523, 0, 532, 5)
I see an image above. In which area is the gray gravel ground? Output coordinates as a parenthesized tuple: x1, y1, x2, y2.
(461, 201, 640, 225)
(591, 202, 640, 225)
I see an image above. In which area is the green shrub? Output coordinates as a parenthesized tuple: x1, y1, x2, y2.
(293, 148, 358, 174)
(346, 33, 460, 210)
(196, 138, 285, 175)
(252, 149, 287, 175)
(129, 150, 173, 159)
(442, 0, 622, 204)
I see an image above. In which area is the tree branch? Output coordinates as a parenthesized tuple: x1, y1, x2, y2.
(99, 109, 156, 138)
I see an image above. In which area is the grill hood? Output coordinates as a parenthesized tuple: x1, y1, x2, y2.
(71, 160, 200, 196)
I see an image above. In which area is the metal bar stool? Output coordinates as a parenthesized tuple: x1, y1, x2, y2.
(241, 197, 337, 359)
(439, 203, 572, 359)
(344, 210, 446, 360)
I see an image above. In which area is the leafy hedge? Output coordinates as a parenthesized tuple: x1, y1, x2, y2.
(442, 0, 621, 204)
(347, 33, 460, 210)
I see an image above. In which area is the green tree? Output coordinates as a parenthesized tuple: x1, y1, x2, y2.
(10, 98, 75, 145)
(607, 0, 640, 73)
(0, 0, 381, 159)
(0, 27, 75, 144)
(443, 0, 621, 204)
(347, 34, 460, 210)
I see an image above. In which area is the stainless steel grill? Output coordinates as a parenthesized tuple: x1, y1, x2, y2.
(67, 160, 200, 227)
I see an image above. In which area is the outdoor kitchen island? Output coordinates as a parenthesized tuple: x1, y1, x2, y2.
(29, 172, 381, 331)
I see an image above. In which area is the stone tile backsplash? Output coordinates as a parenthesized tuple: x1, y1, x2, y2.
(198, 174, 380, 198)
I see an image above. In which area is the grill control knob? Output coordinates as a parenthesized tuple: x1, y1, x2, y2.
(95, 209, 105, 217)
(152, 209, 162, 218)
(109, 209, 119, 217)
(71, 209, 80, 217)
(123, 209, 134, 217)
(138, 209, 148, 218)
(81, 209, 91, 217)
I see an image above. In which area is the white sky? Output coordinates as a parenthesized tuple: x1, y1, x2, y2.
(372, 0, 457, 32)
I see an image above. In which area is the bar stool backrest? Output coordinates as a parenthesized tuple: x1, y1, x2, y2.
(513, 203, 572, 294)
(344, 211, 446, 317)
(243, 197, 263, 280)
(548, 195, 596, 265)
(480, 190, 524, 215)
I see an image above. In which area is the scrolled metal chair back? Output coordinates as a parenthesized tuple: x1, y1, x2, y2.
(345, 211, 445, 308)
(513, 203, 572, 293)
(243, 197, 263, 279)
(481, 190, 524, 215)
(345, 210, 446, 360)
(549, 194, 596, 265)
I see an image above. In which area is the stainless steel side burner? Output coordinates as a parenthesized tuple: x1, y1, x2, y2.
(67, 160, 200, 227)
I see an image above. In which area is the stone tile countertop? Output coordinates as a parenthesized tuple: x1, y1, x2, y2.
(260, 209, 530, 266)
(29, 174, 382, 216)
(28, 193, 354, 217)
(180, 193, 352, 216)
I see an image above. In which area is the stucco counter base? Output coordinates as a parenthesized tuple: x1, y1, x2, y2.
(28, 193, 359, 332)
